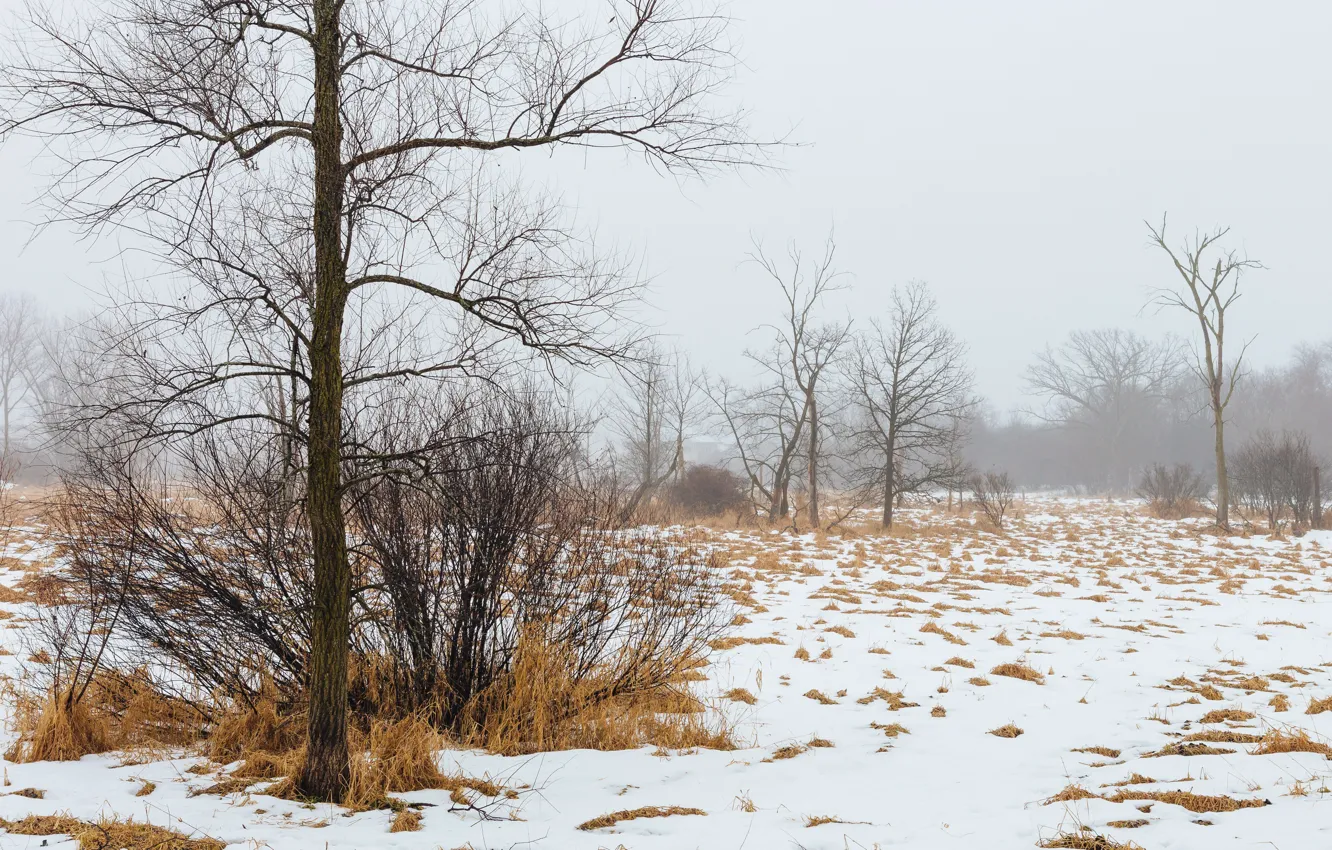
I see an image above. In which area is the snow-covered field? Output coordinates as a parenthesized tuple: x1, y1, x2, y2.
(3, 499, 1332, 849)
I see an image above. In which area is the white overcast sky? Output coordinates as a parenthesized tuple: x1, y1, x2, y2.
(2, 0, 1329, 409)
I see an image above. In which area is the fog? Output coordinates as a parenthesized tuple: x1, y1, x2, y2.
(2, 0, 1332, 503)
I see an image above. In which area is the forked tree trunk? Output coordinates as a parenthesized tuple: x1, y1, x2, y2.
(298, 0, 352, 803)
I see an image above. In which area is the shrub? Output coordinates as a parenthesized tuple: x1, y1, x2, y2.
(969, 471, 1016, 529)
(1137, 462, 1207, 518)
(667, 464, 746, 517)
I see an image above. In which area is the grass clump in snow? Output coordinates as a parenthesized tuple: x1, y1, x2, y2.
(577, 805, 706, 831)
(1250, 728, 1332, 757)
(989, 723, 1023, 738)
(990, 661, 1045, 684)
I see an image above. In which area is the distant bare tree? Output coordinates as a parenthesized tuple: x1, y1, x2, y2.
(610, 347, 704, 520)
(969, 470, 1016, 530)
(1025, 329, 1186, 489)
(0, 294, 42, 465)
(1147, 217, 1262, 530)
(2, 0, 763, 801)
(846, 281, 973, 528)
(746, 237, 850, 529)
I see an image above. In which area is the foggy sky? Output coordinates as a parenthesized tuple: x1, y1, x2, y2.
(2, 0, 1329, 409)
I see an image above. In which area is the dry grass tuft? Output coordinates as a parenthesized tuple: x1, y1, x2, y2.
(723, 688, 757, 705)
(920, 622, 966, 645)
(1198, 708, 1255, 724)
(1306, 696, 1332, 715)
(1105, 789, 1267, 813)
(1042, 784, 1099, 804)
(968, 676, 991, 687)
(6, 693, 111, 763)
(1269, 694, 1290, 712)
(943, 656, 974, 668)
(1105, 819, 1149, 829)
(1072, 746, 1119, 758)
(856, 688, 918, 710)
(0, 815, 224, 850)
(992, 630, 1014, 646)
(804, 814, 843, 827)
(1250, 728, 1332, 757)
(803, 689, 837, 705)
(1183, 730, 1263, 744)
(1038, 828, 1144, 849)
(577, 805, 706, 831)
(989, 723, 1023, 738)
(871, 721, 909, 738)
(1142, 742, 1235, 758)
(389, 810, 423, 832)
(459, 636, 734, 757)
(990, 661, 1045, 684)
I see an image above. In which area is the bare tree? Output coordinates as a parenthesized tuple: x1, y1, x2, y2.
(1147, 217, 1261, 530)
(1025, 329, 1186, 489)
(0, 294, 43, 466)
(969, 470, 1015, 530)
(609, 347, 704, 521)
(745, 237, 849, 529)
(2, 0, 762, 800)
(846, 281, 973, 527)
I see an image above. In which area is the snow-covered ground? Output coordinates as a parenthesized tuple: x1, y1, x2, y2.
(3, 500, 1332, 849)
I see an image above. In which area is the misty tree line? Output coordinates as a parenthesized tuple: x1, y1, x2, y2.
(597, 230, 1330, 531)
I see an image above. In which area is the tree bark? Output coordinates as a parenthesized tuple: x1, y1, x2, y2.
(1213, 395, 1229, 530)
(297, 0, 352, 803)
(806, 392, 820, 529)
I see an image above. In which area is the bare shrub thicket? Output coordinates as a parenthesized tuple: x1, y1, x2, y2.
(969, 471, 1016, 529)
(666, 464, 747, 518)
(1229, 430, 1320, 532)
(22, 389, 729, 766)
(1136, 463, 1208, 518)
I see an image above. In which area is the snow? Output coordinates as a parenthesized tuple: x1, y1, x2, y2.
(4, 499, 1332, 849)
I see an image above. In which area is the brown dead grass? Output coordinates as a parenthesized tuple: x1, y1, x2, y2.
(1105, 789, 1268, 813)
(1250, 728, 1332, 757)
(1072, 746, 1119, 758)
(0, 815, 224, 850)
(989, 723, 1023, 738)
(1198, 708, 1255, 724)
(1306, 696, 1332, 715)
(1039, 829, 1144, 849)
(389, 809, 423, 832)
(5, 693, 111, 763)
(990, 661, 1045, 684)
(723, 688, 757, 705)
(1042, 784, 1098, 804)
(577, 805, 706, 831)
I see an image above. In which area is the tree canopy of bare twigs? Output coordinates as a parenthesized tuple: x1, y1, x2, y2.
(1025, 328, 1186, 489)
(712, 236, 848, 528)
(1147, 216, 1261, 530)
(1, 0, 765, 800)
(846, 281, 973, 527)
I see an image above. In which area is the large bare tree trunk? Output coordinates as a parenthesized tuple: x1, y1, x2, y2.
(298, 0, 351, 802)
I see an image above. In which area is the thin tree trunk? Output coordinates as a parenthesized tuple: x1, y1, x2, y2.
(1213, 392, 1229, 530)
(298, 0, 352, 803)
(807, 393, 820, 529)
